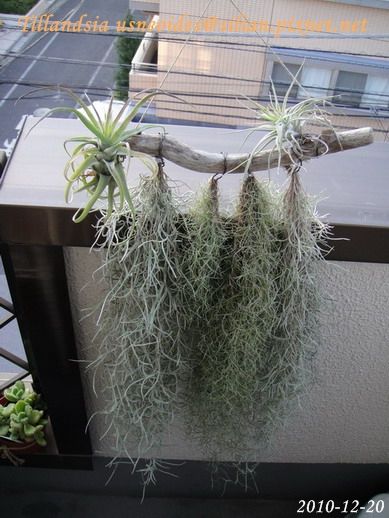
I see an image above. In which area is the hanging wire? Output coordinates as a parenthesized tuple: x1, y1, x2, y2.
(157, 131, 166, 168)
(212, 151, 229, 182)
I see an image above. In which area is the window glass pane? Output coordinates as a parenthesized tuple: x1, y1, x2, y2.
(297, 67, 332, 98)
(360, 76, 389, 109)
(271, 62, 300, 99)
(334, 71, 367, 107)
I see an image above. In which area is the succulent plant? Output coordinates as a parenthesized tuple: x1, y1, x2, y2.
(0, 403, 15, 436)
(9, 400, 47, 446)
(4, 380, 28, 403)
(4, 380, 39, 406)
(0, 381, 47, 447)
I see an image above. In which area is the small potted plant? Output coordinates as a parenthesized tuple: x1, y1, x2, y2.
(0, 380, 47, 455)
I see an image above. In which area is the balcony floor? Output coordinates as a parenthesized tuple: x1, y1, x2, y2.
(0, 491, 342, 517)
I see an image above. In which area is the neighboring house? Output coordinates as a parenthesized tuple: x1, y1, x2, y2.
(129, 0, 389, 138)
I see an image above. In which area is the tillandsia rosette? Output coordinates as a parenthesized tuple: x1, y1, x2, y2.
(27, 88, 162, 223)
(0, 381, 47, 447)
(238, 67, 334, 174)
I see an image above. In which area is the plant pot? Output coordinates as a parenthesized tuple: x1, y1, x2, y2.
(0, 394, 44, 454)
(0, 435, 42, 454)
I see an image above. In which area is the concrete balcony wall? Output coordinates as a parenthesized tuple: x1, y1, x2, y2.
(65, 250, 389, 464)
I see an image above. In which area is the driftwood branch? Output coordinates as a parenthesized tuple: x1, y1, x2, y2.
(129, 127, 373, 174)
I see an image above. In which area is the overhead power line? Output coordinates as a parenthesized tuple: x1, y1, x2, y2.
(1, 78, 388, 118)
(1, 53, 389, 102)
(2, 34, 389, 65)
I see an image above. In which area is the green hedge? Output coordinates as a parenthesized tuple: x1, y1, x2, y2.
(115, 13, 141, 100)
(0, 0, 38, 15)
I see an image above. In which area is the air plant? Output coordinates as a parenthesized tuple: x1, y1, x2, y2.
(238, 68, 334, 174)
(87, 160, 191, 485)
(182, 177, 228, 325)
(261, 164, 330, 427)
(182, 177, 230, 438)
(27, 88, 159, 223)
(186, 72, 332, 462)
(28, 88, 195, 486)
(26, 77, 332, 490)
(187, 174, 282, 460)
(233, 72, 332, 433)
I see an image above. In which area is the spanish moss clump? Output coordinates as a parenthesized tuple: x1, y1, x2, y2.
(88, 163, 190, 479)
(182, 178, 229, 427)
(188, 174, 282, 460)
(182, 177, 228, 326)
(260, 164, 330, 427)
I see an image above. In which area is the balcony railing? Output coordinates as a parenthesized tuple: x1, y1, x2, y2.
(0, 292, 30, 391)
(0, 117, 388, 479)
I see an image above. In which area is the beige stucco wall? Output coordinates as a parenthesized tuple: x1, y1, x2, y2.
(156, 0, 388, 54)
(64, 253, 389, 463)
(130, 70, 158, 92)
